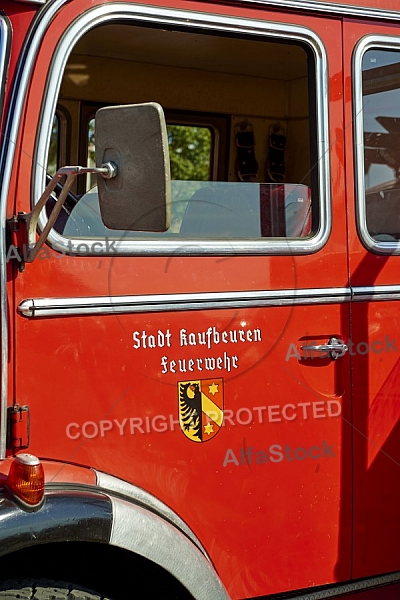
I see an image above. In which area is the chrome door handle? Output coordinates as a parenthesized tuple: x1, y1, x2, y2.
(301, 337, 348, 360)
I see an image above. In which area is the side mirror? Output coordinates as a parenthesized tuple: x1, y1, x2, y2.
(96, 102, 171, 232)
(14, 103, 171, 265)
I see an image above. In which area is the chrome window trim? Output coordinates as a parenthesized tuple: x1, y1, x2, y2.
(34, 3, 331, 257)
(0, 15, 13, 460)
(353, 35, 400, 255)
(18, 287, 351, 318)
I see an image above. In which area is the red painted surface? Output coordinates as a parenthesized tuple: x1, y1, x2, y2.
(305, 0, 400, 8)
(0, 458, 96, 486)
(42, 461, 97, 485)
(342, 18, 400, 584)
(0, 1, 398, 598)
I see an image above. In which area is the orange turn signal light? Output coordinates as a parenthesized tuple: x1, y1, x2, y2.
(6, 454, 45, 509)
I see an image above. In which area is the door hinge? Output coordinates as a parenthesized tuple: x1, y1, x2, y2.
(6, 215, 29, 272)
(7, 404, 30, 452)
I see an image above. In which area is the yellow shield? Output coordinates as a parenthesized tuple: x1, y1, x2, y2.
(178, 379, 224, 442)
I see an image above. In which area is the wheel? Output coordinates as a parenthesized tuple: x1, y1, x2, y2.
(0, 579, 111, 599)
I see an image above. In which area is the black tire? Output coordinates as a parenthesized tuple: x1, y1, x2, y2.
(0, 579, 111, 599)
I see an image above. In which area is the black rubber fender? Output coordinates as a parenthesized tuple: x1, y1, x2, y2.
(0, 491, 112, 557)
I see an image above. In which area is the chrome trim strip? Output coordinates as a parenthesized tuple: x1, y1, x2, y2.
(110, 496, 230, 600)
(353, 35, 400, 255)
(18, 288, 351, 318)
(18, 284, 400, 318)
(352, 285, 400, 301)
(0, 16, 14, 459)
(225, 0, 400, 22)
(95, 471, 207, 556)
(34, 3, 331, 257)
(14, 1, 46, 5)
(289, 572, 400, 599)
(0, 0, 66, 457)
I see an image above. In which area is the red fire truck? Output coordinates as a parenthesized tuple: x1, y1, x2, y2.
(0, 0, 399, 598)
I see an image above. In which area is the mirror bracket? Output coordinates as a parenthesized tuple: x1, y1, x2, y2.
(17, 162, 117, 264)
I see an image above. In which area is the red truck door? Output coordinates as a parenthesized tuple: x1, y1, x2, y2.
(9, 1, 352, 597)
(344, 17, 400, 580)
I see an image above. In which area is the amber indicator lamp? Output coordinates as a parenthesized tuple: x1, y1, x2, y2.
(6, 453, 45, 510)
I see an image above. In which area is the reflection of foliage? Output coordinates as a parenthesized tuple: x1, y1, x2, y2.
(86, 121, 211, 192)
(87, 119, 96, 190)
(88, 119, 95, 166)
(47, 115, 59, 175)
(170, 181, 207, 233)
(168, 125, 211, 181)
(167, 125, 212, 231)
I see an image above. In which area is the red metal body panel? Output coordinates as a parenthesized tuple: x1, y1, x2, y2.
(0, 458, 96, 486)
(0, 3, 39, 468)
(343, 18, 400, 581)
(0, 0, 398, 598)
(10, 2, 353, 598)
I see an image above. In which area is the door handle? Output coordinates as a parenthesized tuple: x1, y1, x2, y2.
(301, 337, 348, 360)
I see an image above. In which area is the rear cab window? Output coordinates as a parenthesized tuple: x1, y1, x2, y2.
(354, 37, 400, 251)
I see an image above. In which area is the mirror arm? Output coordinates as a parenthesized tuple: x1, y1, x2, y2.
(20, 163, 117, 264)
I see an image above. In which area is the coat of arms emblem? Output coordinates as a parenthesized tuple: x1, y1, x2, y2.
(178, 379, 224, 442)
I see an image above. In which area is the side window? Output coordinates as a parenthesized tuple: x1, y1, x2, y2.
(84, 118, 213, 189)
(86, 117, 95, 191)
(166, 122, 214, 234)
(84, 116, 214, 234)
(47, 114, 59, 176)
(46, 109, 69, 179)
(168, 124, 212, 182)
(358, 44, 400, 244)
(37, 16, 328, 252)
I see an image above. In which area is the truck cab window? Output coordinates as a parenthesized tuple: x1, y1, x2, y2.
(38, 20, 325, 250)
(82, 117, 214, 234)
(168, 124, 212, 181)
(85, 119, 213, 190)
(47, 114, 59, 176)
(86, 117, 96, 191)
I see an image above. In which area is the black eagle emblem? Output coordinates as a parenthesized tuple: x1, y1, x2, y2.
(179, 382, 202, 441)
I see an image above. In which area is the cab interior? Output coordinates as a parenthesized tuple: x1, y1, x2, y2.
(48, 22, 316, 239)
